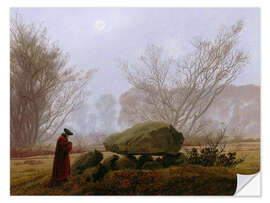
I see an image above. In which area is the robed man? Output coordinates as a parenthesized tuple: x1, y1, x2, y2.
(52, 128, 73, 181)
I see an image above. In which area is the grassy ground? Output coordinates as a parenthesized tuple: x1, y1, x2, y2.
(10, 142, 260, 195)
(227, 142, 260, 174)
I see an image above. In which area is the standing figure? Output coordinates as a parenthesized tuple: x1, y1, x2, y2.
(52, 128, 73, 182)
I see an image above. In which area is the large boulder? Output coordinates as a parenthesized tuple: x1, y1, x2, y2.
(72, 149, 103, 174)
(103, 121, 184, 155)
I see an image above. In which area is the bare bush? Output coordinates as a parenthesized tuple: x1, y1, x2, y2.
(185, 126, 245, 168)
(204, 127, 227, 153)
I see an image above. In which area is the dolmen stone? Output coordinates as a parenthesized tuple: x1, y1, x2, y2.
(103, 121, 184, 155)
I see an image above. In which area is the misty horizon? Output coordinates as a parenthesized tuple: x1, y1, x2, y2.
(10, 8, 260, 137)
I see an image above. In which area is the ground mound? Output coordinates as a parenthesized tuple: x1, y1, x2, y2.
(87, 165, 237, 195)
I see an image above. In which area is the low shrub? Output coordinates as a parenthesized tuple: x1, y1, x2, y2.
(186, 147, 244, 168)
(216, 152, 244, 168)
(187, 148, 217, 167)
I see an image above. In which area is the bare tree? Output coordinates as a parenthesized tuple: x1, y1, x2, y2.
(120, 21, 248, 136)
(204, 126, 227, 153)
(10, 16, 96, 148)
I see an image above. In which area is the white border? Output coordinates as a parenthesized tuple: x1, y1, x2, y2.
(1, 0, 269, 202)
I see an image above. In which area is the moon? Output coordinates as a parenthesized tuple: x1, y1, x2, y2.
(95, 20, 106, 31)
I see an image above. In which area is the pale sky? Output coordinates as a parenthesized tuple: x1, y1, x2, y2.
(10, 8, 260, 127)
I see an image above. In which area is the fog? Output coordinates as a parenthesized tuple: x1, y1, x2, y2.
(10, 8, 260, 137)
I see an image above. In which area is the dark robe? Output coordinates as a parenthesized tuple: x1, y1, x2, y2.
(52, 135, 72, 181)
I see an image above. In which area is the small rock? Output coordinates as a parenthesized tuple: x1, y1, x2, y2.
(92, 163, 108, 182)
(72, 149, 103, 174)
(115, 156, 137, 170)
(103, 154, 119, 171)
(138, 155, 153, 168)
